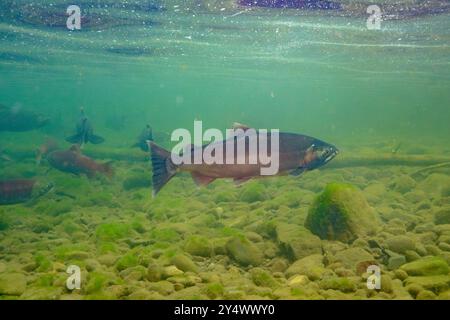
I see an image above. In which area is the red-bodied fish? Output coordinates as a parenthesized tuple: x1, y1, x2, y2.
(47, 145, 113, 178)
(36, 137, 59, 165)
(0, 179, 53, 205)
(149, 124, 338, 195)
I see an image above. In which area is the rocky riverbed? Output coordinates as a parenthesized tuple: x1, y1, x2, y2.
(0, 153, 450, 300)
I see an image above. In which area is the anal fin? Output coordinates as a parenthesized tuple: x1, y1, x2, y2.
(191, 172, 215, 186)
(290, 167, 306, 176)
(233, 177, 251, 185)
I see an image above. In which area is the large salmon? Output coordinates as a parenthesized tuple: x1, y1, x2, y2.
(149, 124, 338, 195)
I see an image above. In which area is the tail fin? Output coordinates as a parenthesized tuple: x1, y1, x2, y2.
(148, 141, 178, 196)
(89, 134, 105, 144)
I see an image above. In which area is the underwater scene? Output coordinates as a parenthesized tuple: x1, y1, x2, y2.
(0, 0, 450, 301)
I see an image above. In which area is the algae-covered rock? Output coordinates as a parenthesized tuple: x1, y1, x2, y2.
(95, 223, 131, 241)
(275, 223, 322, 260)
(400, 256, 449, 276)
(170, 254, 198, 273)
(333, 247, 374, 270)
(184, 235, 213, 257)
(389, 175, 416, 194)
(115, 253, 139, 271)
(250, 268, 278, 288)
(319, 276, 357, 293)
(434, 208, 450, 225)
(305, 183, 380, 243)
(416, 290, 437, 300)
(386, 235, 416, 254)
(20, 287, 62, 300)
(226, 236, 263, 267)
(285, 254, 326, 280)
(0, 273, 27, 296)
(404, 275, 450, 293)
(239, 182, 267, 203)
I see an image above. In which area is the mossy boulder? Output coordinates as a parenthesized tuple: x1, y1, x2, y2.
(434, 208, 450, 225)
(386, 235, 416, 254)
(319, 276, 356, 293)
(250, 267, 278, 288)
(400, 257, 449, 276)
(170, 254, 198, 273)
(285, 254, 327, 280)
(184, 236, 213, 257)
(95, 223, 131, 241)
(115, 253, 139, 271)
(239, 182, 267, 203)
(404, 275, 450, 293)
(225, 236, 263, 267)
(275, 223, 322, 260)
(389, 175, 416, 194)
(333, 247, 375, 270)
(0, 273, 27, 296)
(305, 183, 380, 243)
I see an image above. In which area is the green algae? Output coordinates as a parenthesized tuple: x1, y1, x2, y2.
(115, 253, 139, 271)
(95, 223, 131, 241)
(305, 182, 380, 243)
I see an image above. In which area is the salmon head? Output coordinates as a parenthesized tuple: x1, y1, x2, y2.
(301, 139, 339, 171)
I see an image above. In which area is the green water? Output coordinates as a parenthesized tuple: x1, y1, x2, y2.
(0, 0, 450, 300)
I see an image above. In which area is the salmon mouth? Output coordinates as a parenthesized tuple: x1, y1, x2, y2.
(307, 143, 339, 169)
(323, 145, 339, 164)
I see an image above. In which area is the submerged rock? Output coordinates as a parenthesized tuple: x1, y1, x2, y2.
(386, 235, 416, 254)
(226, 236, 263, 267)
(184, 235, 213, 257)
(333, 247, 375, 271)
(404, 275, 450, 293)
(0, 273, 27, 296)
(285, 254, 326, 280)
(276, 222, 322, 260)
(305, 183, 380, 243)
(170, 254, 198, 273)
(434, 207, 450, 225)
(400, 257, 449, 276)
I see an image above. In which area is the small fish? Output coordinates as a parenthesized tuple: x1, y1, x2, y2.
(0, 104, 49, 132)
(149, 123, 338, 195)
(0, 179, 53, 205)
(47, 145, 113, 178)
(36, 137, 59, 165)
(132, 124, 153, 152)
(65, 107, 105, 147)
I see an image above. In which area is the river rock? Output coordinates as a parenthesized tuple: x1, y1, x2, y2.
(0, 273, 27, 296)
(385, 235, 416, 254)
(434, 207, 450, 225)
(275, 222, 322, 260)
(401, 256, 449, 276)
(305, 183, 380, 243)
(285, 254, 327, 280)
(225, 236, 263, 267)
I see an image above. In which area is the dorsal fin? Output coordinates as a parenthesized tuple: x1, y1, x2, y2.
(232, 122, 252, 131)
(69, 144, 81, 154)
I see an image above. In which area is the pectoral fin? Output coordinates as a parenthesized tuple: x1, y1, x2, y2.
(290, 167, 306, 176)
(65, 134, 82, 144)
(233, 177, 251, 185)
(191, 172, 215, 186)
(89, 134, 105, 144)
